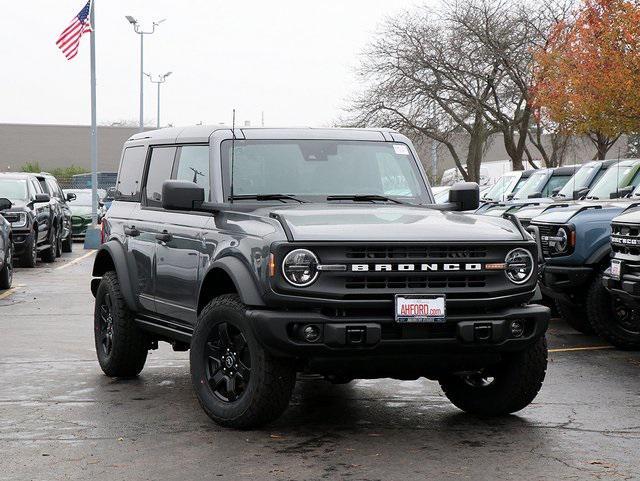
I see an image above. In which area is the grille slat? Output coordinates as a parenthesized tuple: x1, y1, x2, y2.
(345, 246, 487, 260)
(611, 223, 640, 257)
(345, 275, 487, 290)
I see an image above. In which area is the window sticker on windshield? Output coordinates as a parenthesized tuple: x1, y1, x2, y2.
(393, 144, 410, 155)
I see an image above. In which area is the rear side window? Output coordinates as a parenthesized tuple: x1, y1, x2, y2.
(116, 146, 147, 201)
(144, 146, 177, 207)
(174, 145, 210, 200)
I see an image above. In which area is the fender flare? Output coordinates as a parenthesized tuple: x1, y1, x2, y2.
(91, 240, 137, 310)
(586, 243, 611, 267)
(203, 256, 266, 307)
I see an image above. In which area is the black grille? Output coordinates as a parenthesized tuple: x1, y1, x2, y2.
(611, 223, 640, 257)
(536, 224, 555, 257)
(1, 212, 20, 223)
(345, 246, 487, 260)
(345, 275, 487, 290)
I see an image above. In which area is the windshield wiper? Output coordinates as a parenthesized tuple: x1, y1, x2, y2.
(231, 194, 306, 203)
(326, 194, 407, 205)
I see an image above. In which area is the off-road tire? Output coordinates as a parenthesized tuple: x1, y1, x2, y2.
(20, 231, 37, 268)
(40, 226, 57, 263)
(190, 294, 296, 429)
(55, 224, 63, 257)
(439, 336, 548, 416)
(0, 243, 12, 289)
(555, 298, 594, 334)
(587, 273, 640, 350)
(62, 230, 73, 253)
(94, 271, 148, 377)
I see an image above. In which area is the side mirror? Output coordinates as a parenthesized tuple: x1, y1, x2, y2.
(573, 188, 589, 200)
(448, 182, 479, 211)
(611, 185, 634, 199)
(551, 187, 561, 196)
(0, 197, 12, 211)
(528, 191, 542, 199)
(34, 193, 50, 203)
(506, 193, 515, 201)
(106, 187, 116, 200)
(162, 180, 205, 211)
(66, 193, 76, 202)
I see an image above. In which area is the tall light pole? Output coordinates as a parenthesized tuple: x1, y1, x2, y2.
(125, 16, 165, 132)
(145, 72, 172, 129)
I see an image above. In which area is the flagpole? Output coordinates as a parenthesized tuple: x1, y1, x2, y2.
(89, 0, 98, 226)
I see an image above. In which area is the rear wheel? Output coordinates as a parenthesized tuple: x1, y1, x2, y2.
(94, 271, 149, 377)
(439, 337, 548, 416)
(0, 243, 12, 289)
(555, 298, 593, 334)
(190, 295, 296, 429)
(587, 273, 640, 350)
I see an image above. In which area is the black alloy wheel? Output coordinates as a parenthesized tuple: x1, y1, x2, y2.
(55, 226, 63, 257)
(204, 322, 251, 402)
(98, 292, 115, 356)
(0, 244, 12, 289)
(612, 298, 640, 337)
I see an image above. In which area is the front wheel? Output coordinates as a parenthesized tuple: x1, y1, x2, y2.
(439, 337, 548, 416)
(20, 231, 37, 268)
(587, 273, 640, 350)
(555, 298, 593, 334)
(62, 229, 73, 253)
(190, 295, 296, 429)
(0, 243, 13, 289)
(40, 226, 57, 263)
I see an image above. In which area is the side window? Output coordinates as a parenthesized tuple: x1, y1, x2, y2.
(144, 146, 177, 207)
(38, 179, 49, 194)
(544, 175, 571, 196)
(46, 179, 61, 199)
(30, 179, 43, 195)
(174, 145, 210, 200)
(116, 146, 147, 201)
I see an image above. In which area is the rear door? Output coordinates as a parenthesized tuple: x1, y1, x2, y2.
(29, 178, 50, 243)
(153, 144, 211, 323)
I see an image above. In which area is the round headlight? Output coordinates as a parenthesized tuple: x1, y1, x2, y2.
(555, 227, 568, 253)
(282, 249, 319, 287)
(505, 248, 534, 285)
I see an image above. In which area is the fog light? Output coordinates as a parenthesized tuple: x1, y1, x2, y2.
(302, 325, 321, 342)
(510, 320, 525, 338)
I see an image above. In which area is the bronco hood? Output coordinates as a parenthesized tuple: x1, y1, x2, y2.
(268, 204, 525, 242)
(531, 200, 630, 224)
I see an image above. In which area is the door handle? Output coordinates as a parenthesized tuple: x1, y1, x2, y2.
(124, 226, 140, 237)
(155, 231, 172, 243)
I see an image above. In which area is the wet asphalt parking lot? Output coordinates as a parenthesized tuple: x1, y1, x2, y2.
(1, 248, 639, 481)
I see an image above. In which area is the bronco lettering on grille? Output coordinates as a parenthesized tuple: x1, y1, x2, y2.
(350, 263, 482, 272)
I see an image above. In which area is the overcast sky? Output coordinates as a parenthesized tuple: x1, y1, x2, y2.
(0, 0, 428, 128)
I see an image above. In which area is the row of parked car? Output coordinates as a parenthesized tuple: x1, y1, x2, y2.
(471, 158, 640, 349)
(0, 171, 109, 289)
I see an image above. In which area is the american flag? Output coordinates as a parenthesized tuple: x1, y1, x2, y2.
(56, 1, 93, 60)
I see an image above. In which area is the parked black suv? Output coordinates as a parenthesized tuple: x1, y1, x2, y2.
(91, 127, 550, 428)
(0, 173, 56, 266)
(38, 172, 75, 253)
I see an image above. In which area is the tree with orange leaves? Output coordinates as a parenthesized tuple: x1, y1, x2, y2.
(534, 0, 640, 159)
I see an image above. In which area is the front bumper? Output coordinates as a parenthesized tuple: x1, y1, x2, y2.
(71, 216, 91, 239)
(603, 266, 640, 307)
(540, 264, 594, 299)
(246, 304, 549, 360)
(10, 229, 32, 256)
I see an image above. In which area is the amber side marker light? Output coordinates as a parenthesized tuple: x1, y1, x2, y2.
(268, 254, 276, 277)
(569, 230, 576, 247)
(486, 263, 507, 270)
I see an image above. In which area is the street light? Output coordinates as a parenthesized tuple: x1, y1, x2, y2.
(145, 72, 173, 129)
(125, 16, 166, 132)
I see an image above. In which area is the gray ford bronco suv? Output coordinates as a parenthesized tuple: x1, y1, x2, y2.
(91, 126, 549, 428)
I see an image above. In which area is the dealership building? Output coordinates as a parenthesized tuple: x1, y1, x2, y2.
(0, 122, 629, 180)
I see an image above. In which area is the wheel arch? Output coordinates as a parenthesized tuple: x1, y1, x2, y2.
(586, 243, 611, 269)
(91, 240, 137, 310)
(197, 257, 265, 314)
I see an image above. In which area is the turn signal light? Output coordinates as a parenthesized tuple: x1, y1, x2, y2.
(485, 263, 507, 270)
(268, 254, 276, 277)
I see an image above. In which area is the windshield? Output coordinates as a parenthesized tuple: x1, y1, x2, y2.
(557, 165, 598, 198)
(222, 140, 429, 203)
(0, 179, 28, 202)
(483, 174, 518, 201)
(586, 164, 637, 199)
(514, 171, 549, 200)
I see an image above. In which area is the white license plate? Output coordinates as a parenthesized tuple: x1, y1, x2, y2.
(610, 259, 622, 280)
(395, 295, 446, 323)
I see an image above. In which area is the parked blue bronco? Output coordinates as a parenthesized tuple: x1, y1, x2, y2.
(601, 204, 640, 349)
(90, 126, 550, 428)
(529, 164, 640, 335)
